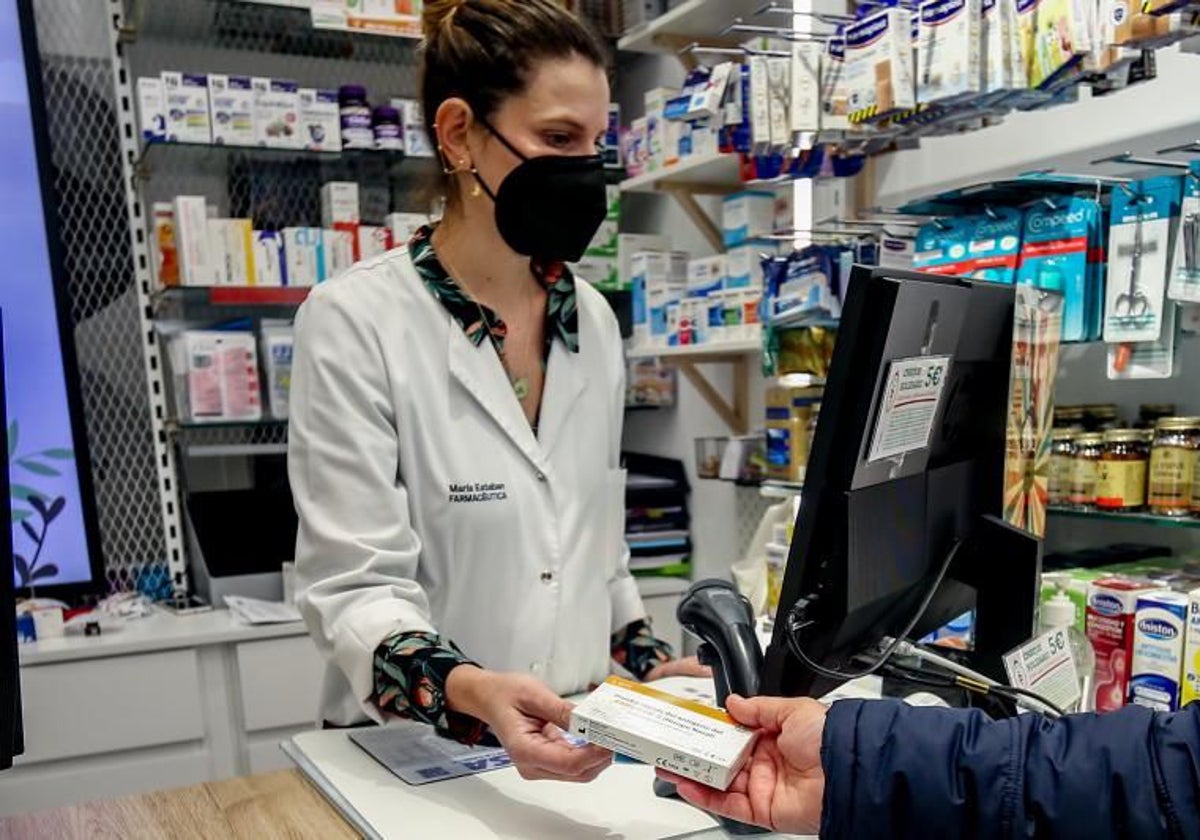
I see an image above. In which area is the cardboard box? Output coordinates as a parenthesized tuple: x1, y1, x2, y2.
(1087, 578, 1165, 711)
(586, 220, 621, 259)
(162, 71, 211, 144)
(643, 87, 675, 172)
(725, 241, 776, 290)
(618, 233, 671, 288)
(1184, 588, 1200, 706)
(282, 227, 322, 288)
(260, 325, 294, 421)
(299, 88, 342, 152)
(252, 230, 286, 287)
(723, 191, 777, 246)
(1130, 591, 1189, 711)
(172, 331, 261, 423)
(570, 676, 757, 791)
(207, 218, 255, 286)
(150, 202, 179, 288)
(845, 7, 916, 118)
(174, 196, 220, 287)
(687, 255, 726, 298)
(322, 229, 355, 281)
(631, 250, 687, 346)
(385, 213, 429, 247)
(321, 181, 361, 227)
(252, 77, 301, 149)
(392, 98, 434, 157)
(358, 225, 392, 260)
(916, 0, 983, 104)
(137, 77, 166, 143)
(208, 74, 255, 147)
(570, 257, 620, 289)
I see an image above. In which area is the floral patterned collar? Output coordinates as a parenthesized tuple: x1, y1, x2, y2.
(407, 225, 580, 357)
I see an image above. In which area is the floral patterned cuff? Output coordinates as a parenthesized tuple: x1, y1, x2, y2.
(372, 630, 488, 745)
(611, 619, 675, 681)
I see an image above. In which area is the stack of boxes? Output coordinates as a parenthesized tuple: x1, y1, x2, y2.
(571, 185, 623, 290)
(624, 83, 722, 179)
(151, 181, 430, 291)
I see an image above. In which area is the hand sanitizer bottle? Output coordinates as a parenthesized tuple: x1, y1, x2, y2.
(1041, 592, 1096, 712)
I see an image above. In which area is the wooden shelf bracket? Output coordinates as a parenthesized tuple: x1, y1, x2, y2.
(673, 355, 753, 435)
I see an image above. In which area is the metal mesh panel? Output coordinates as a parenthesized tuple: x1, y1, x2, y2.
(32, 0, 171, 594)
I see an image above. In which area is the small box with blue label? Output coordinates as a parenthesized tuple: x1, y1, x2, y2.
(687, 256, 726, 298)
(725, 241, 776, 290)
(722, 192, 776, 247)
(1131, 590, 1189, 712)
(631, 250, 687, 347)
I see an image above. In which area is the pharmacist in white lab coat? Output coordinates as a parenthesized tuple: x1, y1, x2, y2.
(289, 0, 705, 784)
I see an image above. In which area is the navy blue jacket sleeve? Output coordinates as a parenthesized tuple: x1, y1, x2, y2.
(819, 698, 1200, 840)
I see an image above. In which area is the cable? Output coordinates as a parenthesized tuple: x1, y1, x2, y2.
(784, 539, 965, 682)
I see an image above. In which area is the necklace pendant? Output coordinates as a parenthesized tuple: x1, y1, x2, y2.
(512, 377, 530, 400)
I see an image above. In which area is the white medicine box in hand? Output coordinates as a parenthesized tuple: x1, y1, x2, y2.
(723, 191, 776, 247)
(570, 676, 758, 791)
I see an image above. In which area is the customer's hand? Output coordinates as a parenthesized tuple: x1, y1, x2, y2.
(656, 694, 827, 834)
(644, 656, 713, 682)
(446, 667, 612, 782)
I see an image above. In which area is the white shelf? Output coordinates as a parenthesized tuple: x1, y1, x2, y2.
(627, 337, 762, 361)
(617, 0, 766, 54)
(620, 153, 744, 194)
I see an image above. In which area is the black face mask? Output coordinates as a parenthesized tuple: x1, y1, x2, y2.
(471, 119, 607, 264)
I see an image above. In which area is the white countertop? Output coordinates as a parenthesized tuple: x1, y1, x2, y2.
(17, 609, 308, 666)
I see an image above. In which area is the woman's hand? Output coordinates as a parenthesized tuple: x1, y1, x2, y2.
(643, 655, 713, 682)
(446, 666, 612, 782)
(656, 694, 828, 834)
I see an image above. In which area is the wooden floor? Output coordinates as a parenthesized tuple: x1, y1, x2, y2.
(0, 770, 358, 839)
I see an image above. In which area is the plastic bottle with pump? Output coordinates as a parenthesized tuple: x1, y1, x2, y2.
(1041, 592, 1096, 713)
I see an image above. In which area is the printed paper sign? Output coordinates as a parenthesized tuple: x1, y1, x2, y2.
(1003, 627, 1081, 710)
(867, 356, 951, 462)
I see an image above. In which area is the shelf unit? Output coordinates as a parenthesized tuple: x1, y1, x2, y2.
(1048, 506, 1200, 530)
(168, 420, 289, 459)
(617, 0, 767, 56)
(627, 337, 762, 435)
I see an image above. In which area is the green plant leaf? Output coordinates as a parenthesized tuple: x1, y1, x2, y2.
(11, 509, 32, 524)
(10, 485, 41, 502)
(6, 421, 16, 459)
(30, 564, 59, 582)
(45, 497, 65, 524)
(13, 554, 29, 585)
(40, 448, 74, 460)
(18, 459, 59, 477)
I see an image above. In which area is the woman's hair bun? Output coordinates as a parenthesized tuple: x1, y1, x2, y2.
(422, 0, 469, 41)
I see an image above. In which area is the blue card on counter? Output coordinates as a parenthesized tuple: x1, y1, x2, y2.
(349, 722, 513, 785)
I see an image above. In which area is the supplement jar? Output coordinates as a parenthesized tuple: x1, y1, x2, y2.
(1069, 433, 1104, 509)
(1048, 428, 1077, 506)
(1096, 429, 1150, 511)
(338, 84, 373, 149)
(372, 105, 402, 151)
(1150, 417, 1200, 516)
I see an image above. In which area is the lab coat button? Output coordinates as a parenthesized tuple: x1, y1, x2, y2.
(540, 571, 554, 584)
(535, 471, 547, 482)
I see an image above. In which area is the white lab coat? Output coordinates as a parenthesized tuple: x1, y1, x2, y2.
(288, 246, 646, 725)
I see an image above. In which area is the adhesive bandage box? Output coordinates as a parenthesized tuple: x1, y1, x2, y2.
(822, 36, 852, 132)
(162, 71, 211, 144)
(1183, 588, 1200, 707)
(570, 676, 757, 791)
(845, 7, 916, 122)
(208, 74, 255, 147)
(1131, 591, 1189, 711)
(916, 0, 982, 104)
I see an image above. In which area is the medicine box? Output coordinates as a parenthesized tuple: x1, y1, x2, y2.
(322, 229, 355, 281)
(916, 0, 983, 104)
(725, 241, 776, 290)
(571, 676, 757, 791)
(174, 196, 221, 287)
(723, 191, 776, 246)
(282, 227, 323, 288)
(253, 230, 286, 287)
(321, 181, 360, 227)
(385, 213, 429, 247)
(150, 202, 179, 289)
(208, 74, 255, 147)
(260, 326, 294, 421)
(137, 77, 166, 143)
(172, 331, 262, 423)
(1184, 588, 1200, 707)
(570, 257, 619, 290)
(1087, 578, 1165, 712)
(299, 88, 342, 152)
(358, 226, 392, 260)
(604, 103, 622, 169)
(586, 220, 620, 259)
(643, 87, 675, 172)
(687, 255, 726, 298)
(391, 98, 434, 157)
(631, 250, 687, 347)
(252, 77, 301, 149)
(618, 233, 670, 289)
(1131, 590, 1189, 711)
(161, 71, 211, 144)
(207, 218, 255, 287)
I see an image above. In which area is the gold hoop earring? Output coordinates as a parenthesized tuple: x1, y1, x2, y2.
(469, 167, 482, 198)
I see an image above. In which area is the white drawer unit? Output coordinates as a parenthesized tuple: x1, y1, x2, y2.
(236, 635, 326, 733)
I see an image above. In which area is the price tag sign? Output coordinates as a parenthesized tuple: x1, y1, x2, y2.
(1003, 628, 1081, 711)
(867, 355, 951, 462)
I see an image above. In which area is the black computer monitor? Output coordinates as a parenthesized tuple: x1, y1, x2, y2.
(761, 266, 1042, 700)
(1, 313, 25, 770)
